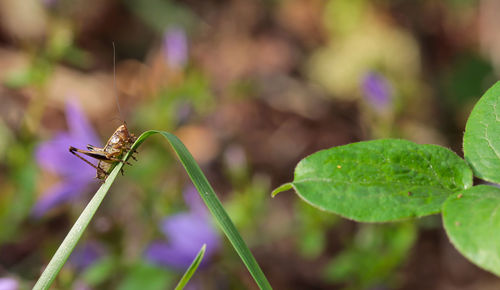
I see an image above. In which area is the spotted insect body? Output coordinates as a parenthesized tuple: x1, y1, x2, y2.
(96, 124, 137, 179)
(69, 124, 137, 180)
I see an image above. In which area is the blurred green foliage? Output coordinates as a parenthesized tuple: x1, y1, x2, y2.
(0, 0, 497, 288)
(442, 53, 494, 109)
(118, 262, 174, 290)
(324, 223, 416, 289)
(295, 201, 338, 259)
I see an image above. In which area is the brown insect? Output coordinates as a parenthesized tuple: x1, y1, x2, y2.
(69, 124, 137, 180)
(69, 43, 137, 180)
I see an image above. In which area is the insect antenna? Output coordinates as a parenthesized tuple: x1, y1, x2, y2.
(112, 41, 125, 124)
(108, 116, 124, 124)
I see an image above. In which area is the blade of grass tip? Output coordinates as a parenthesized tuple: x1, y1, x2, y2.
(150, 131, 272, 290)
(174, 244, 206, 290)
(33, 161, 125, 290)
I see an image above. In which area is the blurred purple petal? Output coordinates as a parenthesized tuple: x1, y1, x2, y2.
(145, 186, 220, 269)
(33, 99, 100, 217)
(65, 99, 101, 147)
(69, 242, 106, 271)
(32, 178, 90, 218)
(161, 213, 219, 253)
(163, 27, 188, 69)
(183, 185, 207, 215)
(35, 133, 95, 178)
(0, 278, 18, 290)
(361, 72, 393, 110)
(145, 241, 201, 269)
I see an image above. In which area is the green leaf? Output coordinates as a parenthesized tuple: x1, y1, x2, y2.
(175, 244, 206, 290)
(34, 130, 271, 290)
(443, 185, 500, 276)
(273, 139, 472, 222)
(463, 81, 500, 183)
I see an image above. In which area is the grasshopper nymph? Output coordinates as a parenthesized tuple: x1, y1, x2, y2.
(69, 43, 137, 180)
(69, 124, 137, 180)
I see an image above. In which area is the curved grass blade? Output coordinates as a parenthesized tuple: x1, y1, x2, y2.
(175, 244, 206, 290)
(34, 130, 271, 290)
(33, 155, 127, 289)
(139, 131, 272, 290)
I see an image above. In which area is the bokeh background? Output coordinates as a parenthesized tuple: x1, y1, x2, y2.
(1, 0, 500, 289)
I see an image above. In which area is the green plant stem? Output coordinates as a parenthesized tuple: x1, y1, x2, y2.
(33, 160, 124, 289)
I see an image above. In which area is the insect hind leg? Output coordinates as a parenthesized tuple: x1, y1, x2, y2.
(87, 144, 103, 151)
(69, 146, 108, 177)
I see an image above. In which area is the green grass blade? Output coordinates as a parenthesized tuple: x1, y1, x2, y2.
(134, 130, 271, 289)
(174, 244, 206, 290)
(33, 157, 126, 289)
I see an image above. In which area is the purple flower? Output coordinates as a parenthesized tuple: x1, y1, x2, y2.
(145, 186, 220, 269)
(69, 242, 106, 271)
(361, 71, 393, 110)
(33, 99, 100, 217)
(0, 278, 18, 290)
(163, 27, 188, 69)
